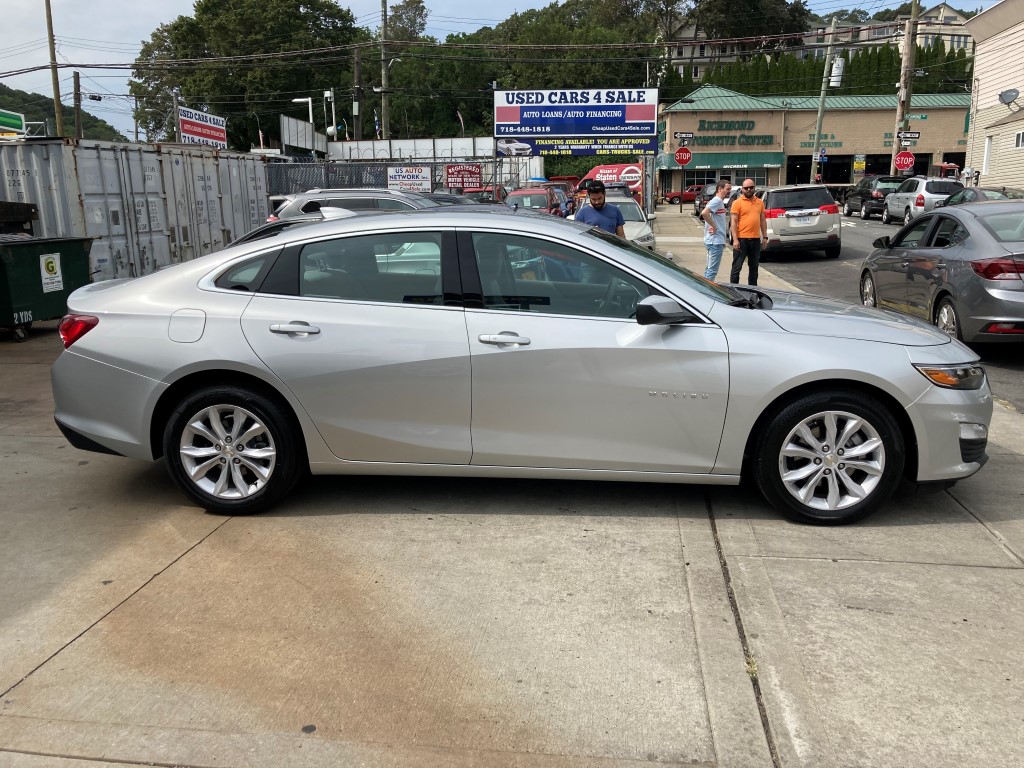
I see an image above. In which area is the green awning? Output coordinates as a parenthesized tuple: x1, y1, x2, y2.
(656, 151, 786, 170)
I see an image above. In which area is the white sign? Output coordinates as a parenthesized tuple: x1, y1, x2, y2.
(40, 253, 63, 293)
(387, 166, 432, 192)
(177, 106, 228, 149)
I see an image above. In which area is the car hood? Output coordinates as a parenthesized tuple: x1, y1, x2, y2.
(759, 289, 952, 346)
(623, 221, 653, 240)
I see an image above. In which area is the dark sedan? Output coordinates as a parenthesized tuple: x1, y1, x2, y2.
(859, 201, 1024, 342)
(938, 186, 1024, 207)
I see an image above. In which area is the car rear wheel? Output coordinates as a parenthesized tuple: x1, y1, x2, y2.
(843, 200, 853, 217)
(934, 297, 963, 341)
(860, 272, 876, 306)
(163, 385, 303, 514)
(881, 205, 892, 225)
(754, 390, 904, 525)
(903, 208, 913, 226)
(860, 204, 871, 220)
(669, 196, 680, 205)
(825, 245, 841, 259)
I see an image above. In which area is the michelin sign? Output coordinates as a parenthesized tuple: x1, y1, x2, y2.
(494, 89, 658, 156)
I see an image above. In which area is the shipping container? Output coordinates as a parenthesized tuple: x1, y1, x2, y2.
(0, 139, 269, 281)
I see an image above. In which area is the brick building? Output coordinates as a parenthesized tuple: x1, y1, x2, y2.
(657, 85, 970, 191)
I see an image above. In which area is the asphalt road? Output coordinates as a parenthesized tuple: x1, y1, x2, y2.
(762, 213, 1024, 413)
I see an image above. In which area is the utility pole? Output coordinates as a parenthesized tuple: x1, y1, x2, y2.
(380, 0, 390, 140)
(354, 48, 363, 140)
(809, 17, 838, 185)
(172, 89, 181, 142)
(44, 0, 64, 136)
(891, 0, 921, 174)
(73, 71, 83, 139)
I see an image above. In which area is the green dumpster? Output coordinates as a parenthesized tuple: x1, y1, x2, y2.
(0, 234, 93, 342)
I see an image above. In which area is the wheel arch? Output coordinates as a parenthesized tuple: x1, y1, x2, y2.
(150, 369, 309, 463)
(740, 379, 918, 484)
(930, 288, 955, 323)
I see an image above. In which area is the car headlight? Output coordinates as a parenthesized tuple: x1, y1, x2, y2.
(914, 363, 987, 390)
(635, 231, 655, 244)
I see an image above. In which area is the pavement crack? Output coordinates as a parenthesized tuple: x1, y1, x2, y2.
(0, 746, 212, 768)
(947, 490, 1024, 567)
(705, 493, 783, 768)
(0, 516, 234, 700)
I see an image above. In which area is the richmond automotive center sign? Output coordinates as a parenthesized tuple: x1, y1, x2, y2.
(494, 89, 658, 156)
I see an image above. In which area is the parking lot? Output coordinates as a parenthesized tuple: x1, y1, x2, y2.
(2, 316, 1023, 768)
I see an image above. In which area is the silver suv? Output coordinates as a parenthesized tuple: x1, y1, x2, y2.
(881, 176, 963, 226)
(269, 188, 440, 222)
(759, 184, 841, 259)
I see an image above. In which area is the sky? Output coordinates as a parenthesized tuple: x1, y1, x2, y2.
(1, 0, 997, 138)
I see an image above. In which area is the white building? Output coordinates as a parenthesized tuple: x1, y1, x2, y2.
(964, 0, 1024, 187)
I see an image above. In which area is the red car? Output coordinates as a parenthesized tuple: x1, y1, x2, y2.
(505, 187, 564, 216)
(666, 185, 705, 205)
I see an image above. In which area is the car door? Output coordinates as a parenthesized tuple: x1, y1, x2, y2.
(240, 229, 473, 464)
(889, 179, 915, 215)
(852, 179, 870, 210)
(460, 230, 730, 473)
(874, 216, 936, 313)
(905, 215, 968, 319)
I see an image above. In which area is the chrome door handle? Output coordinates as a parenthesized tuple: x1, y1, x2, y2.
(270, 322, 321, 335)
(479, 333, 531, 346)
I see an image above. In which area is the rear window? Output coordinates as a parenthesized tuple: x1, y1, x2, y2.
(925, 181, 963, 195)
(875, 179, 902, 191)
(766, 188, 833, 209)
(978, 212, 1024, 243)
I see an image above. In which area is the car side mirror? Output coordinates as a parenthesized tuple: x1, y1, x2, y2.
(636, 296, 697, 326)
(647, 212, 657, 221)
(873, 236, 891, 249)
(934, 200, 946, 208)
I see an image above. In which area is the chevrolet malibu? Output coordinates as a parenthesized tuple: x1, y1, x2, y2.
(53, 209, 991, 525)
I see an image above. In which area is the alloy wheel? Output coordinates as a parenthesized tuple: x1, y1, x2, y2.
(178, 404, 277, 500)
(860, 273, 876, 306)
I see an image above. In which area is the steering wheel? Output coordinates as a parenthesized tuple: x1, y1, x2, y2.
(598, 278, 643, 318)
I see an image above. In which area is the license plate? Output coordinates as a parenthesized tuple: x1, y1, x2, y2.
(793, 216, 812, 226)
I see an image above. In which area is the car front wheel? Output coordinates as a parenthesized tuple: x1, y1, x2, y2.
(163, 385, 303, 514)
(881, 205, 892, 225)
(843, 200, 852, 216)
(754, 390, 905, 525)
(904, 208, 913, 226)
(860, 272, 876, 306)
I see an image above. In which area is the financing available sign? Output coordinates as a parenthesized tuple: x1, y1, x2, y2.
(177, 106, 228, 149)
(494, 89, 658, 155)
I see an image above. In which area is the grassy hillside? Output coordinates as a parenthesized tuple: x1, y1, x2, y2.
(0, 82, 127, 142)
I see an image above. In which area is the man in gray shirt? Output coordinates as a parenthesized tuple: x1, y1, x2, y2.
(700, 179, 732, 281)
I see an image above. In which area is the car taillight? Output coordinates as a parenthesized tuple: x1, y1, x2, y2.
(765, 208, 786, 219)
(819, 203, 839, 214)
(58, 314, 99, 348)
(915, 194, 925, 207)
(871, 190, 883, 198)
(266, 214, 279, 222)
(971, 257, 1024, 281)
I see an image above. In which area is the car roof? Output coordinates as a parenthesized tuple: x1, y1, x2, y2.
(508, 187, 551, 194)
(763, 184, 830, 192)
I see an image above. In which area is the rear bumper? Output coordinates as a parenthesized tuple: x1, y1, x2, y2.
(763, 233, 840, 252)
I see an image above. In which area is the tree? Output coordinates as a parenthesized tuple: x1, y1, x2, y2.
(130, 0, 368, 149)
(389, 0, 429, 41)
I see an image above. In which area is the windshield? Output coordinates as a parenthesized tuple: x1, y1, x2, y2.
(507, 194, 550, 210)
(580, 199, 645, 222)
(587, 230, 738, 302)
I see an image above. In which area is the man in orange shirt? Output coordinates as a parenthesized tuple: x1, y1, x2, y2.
(730, 178, 768, 286)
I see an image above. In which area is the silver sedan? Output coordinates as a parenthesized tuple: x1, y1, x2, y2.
(859, 201, 1024, 342)
(53, 208, 992, 525)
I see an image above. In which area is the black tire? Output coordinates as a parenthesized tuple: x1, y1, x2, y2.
(669, 196, 680, 205)
(163, 385, 304, 514)
(825, 245, 841, 259)
(860, 204, 871, 220)
(903, 208, 913, 226)
(860, 271, 876, 307)
(881, 205, 892, 225)
(753, 390, 905, 525)
(934, 296, 963, 341)
(843, 200, 852, 217)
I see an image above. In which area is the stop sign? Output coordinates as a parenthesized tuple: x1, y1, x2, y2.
(675, 146, 692, 166)
(894, 151, 915, 171)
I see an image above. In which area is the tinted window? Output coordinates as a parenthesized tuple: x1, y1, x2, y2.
(471, 232, 651, 319)
(894, 218, 932, 248)
(875, 179, 902, 192)
(896, 180, 917, 194)
(215, 251, 278, 291)
(931, 217, 969, 248)
(925, 181, 963, 195)
(766, 188, 832, 209)
(331, 197, 377, 210)
(300, 199, 325, 213)
(298, 232, 443, 304)
(377, 198, 417, 210)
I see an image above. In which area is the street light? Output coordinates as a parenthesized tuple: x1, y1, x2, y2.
(291, 97, 314, 126)
(324, 89, 337, 141)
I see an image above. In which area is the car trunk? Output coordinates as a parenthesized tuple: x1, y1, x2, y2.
(764, 189, 836, 237)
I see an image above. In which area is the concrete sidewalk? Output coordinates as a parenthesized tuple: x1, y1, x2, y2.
(650, 203, 798, 292)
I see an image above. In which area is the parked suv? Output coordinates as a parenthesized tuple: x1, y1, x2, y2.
(693, 183, 717, 216)
(760, 184, 841, 259)
(842, 175, 903, 220)
(268, 188, 439, 222)
(881, 176, 963, 226)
